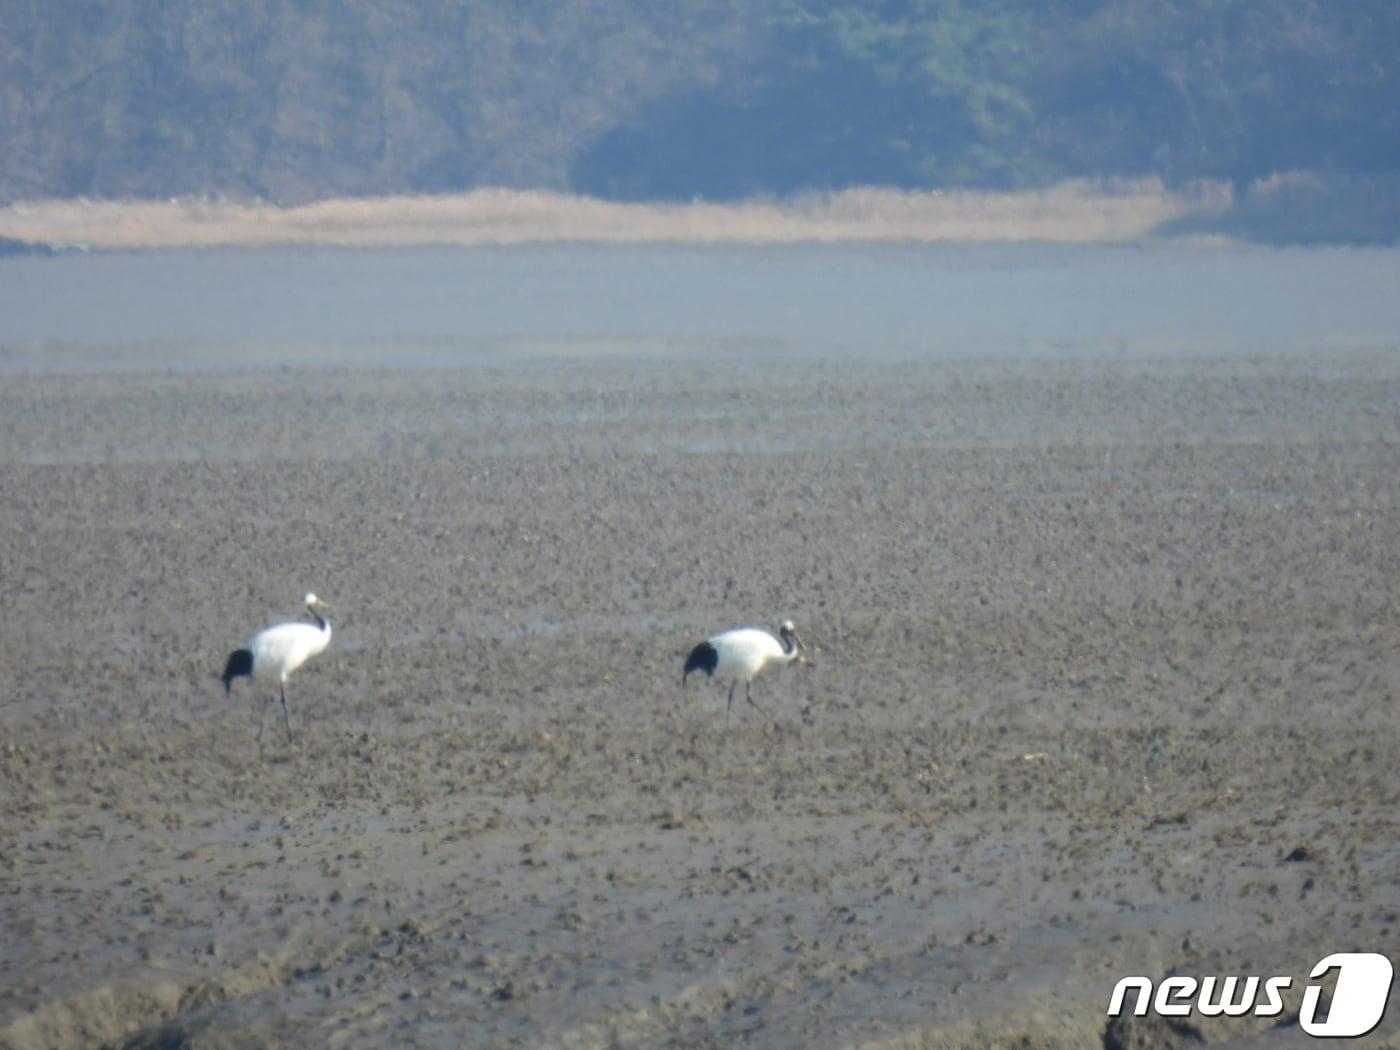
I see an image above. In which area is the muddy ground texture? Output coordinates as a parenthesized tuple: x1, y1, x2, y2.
(1, 348, 1398, 1048)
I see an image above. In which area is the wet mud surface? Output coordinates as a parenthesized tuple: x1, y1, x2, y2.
(2, 349, 1398, 1047)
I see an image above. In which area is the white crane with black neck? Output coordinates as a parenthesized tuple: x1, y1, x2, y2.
(221, 593, 332, 744)
(683, 620, 807, 726)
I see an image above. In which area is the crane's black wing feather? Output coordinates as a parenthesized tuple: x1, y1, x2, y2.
(222, 648, 254, 694)
(683, 641, 718, 682)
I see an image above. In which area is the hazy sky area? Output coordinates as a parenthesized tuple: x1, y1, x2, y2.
(3, 244, 1398, 369)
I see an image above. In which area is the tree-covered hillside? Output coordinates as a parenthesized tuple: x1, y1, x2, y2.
(0, 0, 762, 203)
(2, 0, 1397, 236)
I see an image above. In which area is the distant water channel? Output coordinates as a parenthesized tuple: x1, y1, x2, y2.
(2, 242, 1398, 370)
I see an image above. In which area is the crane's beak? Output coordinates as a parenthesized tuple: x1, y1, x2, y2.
(794, 631, 817, 668)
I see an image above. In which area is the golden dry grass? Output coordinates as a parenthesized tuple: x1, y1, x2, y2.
(0, 179, 1230, 249)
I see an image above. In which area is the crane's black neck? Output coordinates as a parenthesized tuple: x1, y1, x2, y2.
(308, 608, 327, 631)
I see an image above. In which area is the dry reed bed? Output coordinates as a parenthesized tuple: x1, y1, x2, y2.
(0, 179, 1230, 250)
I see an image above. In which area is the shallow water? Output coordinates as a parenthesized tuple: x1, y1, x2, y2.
(3, 243, 1399, 368)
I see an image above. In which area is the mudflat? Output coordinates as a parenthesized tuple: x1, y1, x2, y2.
(1, 348, 1397, 1048)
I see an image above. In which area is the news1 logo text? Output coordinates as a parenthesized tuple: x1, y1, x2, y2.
(1108, 953, 1393, 1038)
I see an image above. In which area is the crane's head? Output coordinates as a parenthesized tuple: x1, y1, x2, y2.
(303, 593, 331, 629)
(779, 620, 807, 659)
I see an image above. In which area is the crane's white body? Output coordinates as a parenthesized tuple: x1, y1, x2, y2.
(684, 620, 805, 725)
(248, 620, 332, 684)
(707, 627, 792, 685)
(223, 593, 331, 745)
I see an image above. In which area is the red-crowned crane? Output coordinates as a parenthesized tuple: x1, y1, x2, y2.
(222, 593, 331, 744)
(683, 620, 806, 725)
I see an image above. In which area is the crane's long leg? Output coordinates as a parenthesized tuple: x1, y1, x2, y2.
(281, 683, 294, 742)
(745, 680, 770, 719)
(726, 682, 736, 728)
(255, 693, 273, 758)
